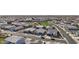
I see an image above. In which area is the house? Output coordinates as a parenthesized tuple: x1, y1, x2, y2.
(4, 36, 26, 44)
(26, 17, 32, 21)
(32, 17, 48, 21)
(66, 25, 78, 30)
(12, 22, 30, 27)
(1, 24, 16, 31)
(47, 28, 58, 37)
(0, 20, 7, 27)
(23, 28, 36, 34)
(12, 16, 26, 22)
(35, 28, 46, 35)
(12, 26, 24, 31)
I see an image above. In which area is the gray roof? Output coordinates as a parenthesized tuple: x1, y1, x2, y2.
(66, 25, 78, 29)
(12, 22, 29, 26)
(1, 24, 16, 29)
(0, 20, 7, 26)
(35, 28, 46, 33)
(14, 26, 24, 30)
(5, 36, 25, 43)
(47, 29, 57, 35)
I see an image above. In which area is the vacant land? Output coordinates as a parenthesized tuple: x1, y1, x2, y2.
(39, 21, 49, 26)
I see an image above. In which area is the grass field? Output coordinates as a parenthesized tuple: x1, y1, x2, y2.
(0, 37, 6, 44)
(39, 21, 49, 27)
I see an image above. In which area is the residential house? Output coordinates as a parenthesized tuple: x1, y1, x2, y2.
(47, 28, 58, 37)
(5, 36, 26, 44)
(35, 28, 46, 35)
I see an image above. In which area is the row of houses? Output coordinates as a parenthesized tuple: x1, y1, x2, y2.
(0, 16, 50, 22)
(4, 36, 43, 44)
(66, 24, 79, 30)
(11, 22, 31, 27)
(0, 21, 32, 32)
(0, 23, 59, 37)
(0, 20, 60, 37)
(23, 26, 59, 37)
(1, 24, 24, 32)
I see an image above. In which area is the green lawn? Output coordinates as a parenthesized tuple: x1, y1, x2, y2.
(0, 37, 6, 44)
(39, 21, 49, 27)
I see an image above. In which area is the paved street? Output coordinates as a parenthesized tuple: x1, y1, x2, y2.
(55, 25, 77, 44)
